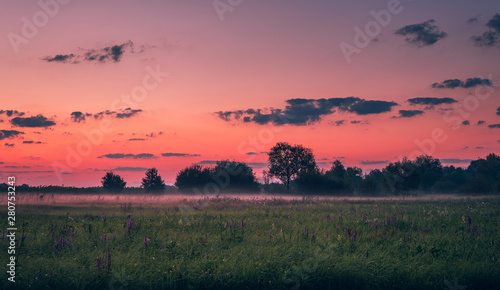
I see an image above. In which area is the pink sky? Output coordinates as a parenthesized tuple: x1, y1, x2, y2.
(1, 0, 499, 186)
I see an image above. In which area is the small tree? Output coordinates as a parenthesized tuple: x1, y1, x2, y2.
(141, 168, 166, 193)
(101, 171, 126, 193)
(267, 142, 317, 192)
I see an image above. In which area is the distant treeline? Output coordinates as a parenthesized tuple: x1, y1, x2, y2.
(2, 142, 499, 195)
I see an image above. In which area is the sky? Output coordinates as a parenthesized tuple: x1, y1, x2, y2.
(1, 0, 500, 187)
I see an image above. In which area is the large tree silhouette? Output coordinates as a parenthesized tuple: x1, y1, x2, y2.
(141, 168, 166, 193)
(267, 142, 316, 192)
(101, 171, 126, 193)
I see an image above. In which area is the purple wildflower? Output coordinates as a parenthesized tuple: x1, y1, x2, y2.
(107, 251, 111, 269)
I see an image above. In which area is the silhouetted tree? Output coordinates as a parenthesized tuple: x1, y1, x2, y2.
(141, 168, 166, 193)
(360, 169, 383, 195)
(415, 155, 443, 191)
(267, 142, 317, 192)
(101, 171, 126, 193)
(175, 164, 212, 192)
(212, 160, 260, 192)
(382, 157, 420, 193)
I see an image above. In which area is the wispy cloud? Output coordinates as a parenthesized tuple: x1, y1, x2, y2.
(395, 19, 447, 47)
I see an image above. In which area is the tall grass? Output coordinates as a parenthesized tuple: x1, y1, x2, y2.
(1, 197, 498, 289)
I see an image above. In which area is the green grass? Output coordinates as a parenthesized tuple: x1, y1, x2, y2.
(1, 197, 499, 289)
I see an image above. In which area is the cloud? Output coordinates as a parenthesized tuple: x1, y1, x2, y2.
(466, 17, 478, 24)
(477, 120, 485, 125)
(476, 146, 484, 149)
(42, 54, 76, 63)
(161, 153, 201, 157)
(431, 78, 493, 89)
(497, 107, 500, 116)
(333, 120, 345, 126)
(42, 41, 135, 64)
(347, 100, 398, 115)
(407, 97, 457, 107)
(93, 108, 142, 119)
(350, 120, 361, 124)
(216, 97, 398, 126)
(4, 143, 15, 147)
(395, 110, 425, 118)
(461, 120, 470, 126)
(488, 124, 500, 128)
(22, 141, 43, 144)
(70, 111, 92, 123)
(472, 14, 500, 47)
(0, 110, 25, 117)
(113, 167, 149, 172)
(98, 153, 157, 159)
(395, 19, 447, 47)
(128, 138, 146, 141)
(440, 158, 473, 164)
(197, 160, 218, 165)
(360, 160, 389, 165)
(10, 115, 55, 127)
(0, 130, 24, 140)
(245, 152, 257, 155)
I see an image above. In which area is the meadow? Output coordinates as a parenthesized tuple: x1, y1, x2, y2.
(1, 196, 499, 289)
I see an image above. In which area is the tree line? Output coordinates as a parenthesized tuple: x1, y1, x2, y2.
(2, 142, 498, 195)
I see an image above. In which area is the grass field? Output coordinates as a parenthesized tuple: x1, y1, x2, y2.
(1, 196, 499, 289)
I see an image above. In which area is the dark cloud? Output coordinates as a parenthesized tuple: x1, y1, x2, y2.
(462, 120, 470, 126)
(431, 78, 493, 89)
(42, 54, 76, 63)
(476, 146, 484, 149)
(0, 130, 24, 140)
(350, 120, 361, 124)
(70, 111, 92, 123)
(245, 152, 257, 155)
(4, 143, 15, 147)
(466, 17, 478, 24)
(22, 141, 43, 144)
(42, 41, 135, 64)
(497, 107, 500, 116)
(98, 153, 157, 159)
(161, 153, 201, 157)
(115, 109, 142, 119)
(471, 14, 500, 47)
(197, 160, 218, 165)
(441, 158, 473, 164)
(488, 124, 500, 128)
(347, 100, 398, 115)
(246, 162, 268, 168)
(113, 167, 149, 172)
(407, 97, 457, 107)
(10, 115, 55, 128)
(0, 110, 25, 117)
(395, 19, 447, 47)
(128, 138, 146, 141)
(93, 108, 142, 119)
(4, 165, 30, 168)
(333, 120, 345, 126)
(360, 160, 389, 165)
(477, 120, 485, 125)
(395, 110, 425, 118)
(217, 97, 398, 126)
